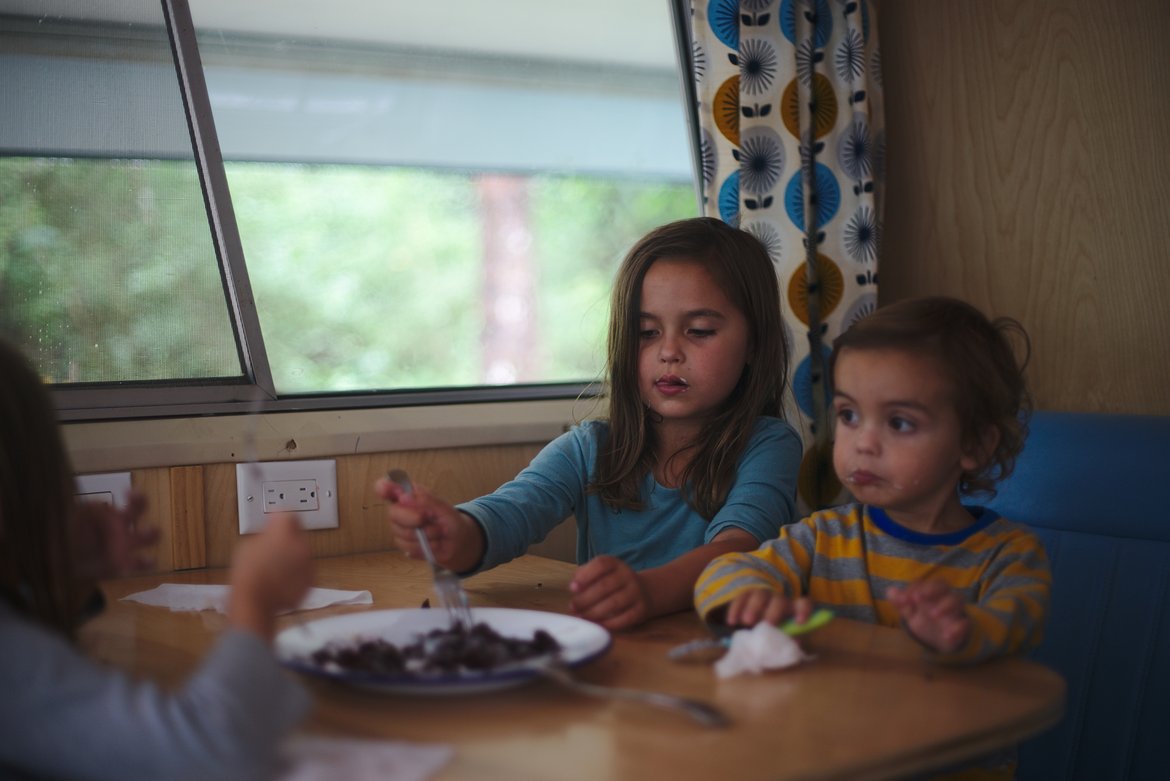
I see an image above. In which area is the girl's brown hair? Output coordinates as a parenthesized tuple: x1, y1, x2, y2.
(829, 296, 1032, 496)
(591, 217, 789, 518)
(0, 338, 79, 637)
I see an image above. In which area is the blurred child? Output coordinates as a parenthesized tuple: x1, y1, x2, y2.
(695, 296, 1050, 662)
(0, 338, 314, 781)
(380, 217, 802, 630)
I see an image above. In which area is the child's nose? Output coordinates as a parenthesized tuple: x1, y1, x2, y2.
(855, 424, 880, 453)
(658, 333, 683, 362)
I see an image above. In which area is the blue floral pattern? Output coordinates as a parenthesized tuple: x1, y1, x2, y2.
(688, 0, 884, 510)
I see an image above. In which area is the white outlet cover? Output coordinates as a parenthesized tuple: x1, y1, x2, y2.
(236, 459, 339, 534)
(75, 472, 133, 509)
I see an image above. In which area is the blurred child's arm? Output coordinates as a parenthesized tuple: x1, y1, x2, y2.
(568, 528, 759, 631)
(70, 491, 159, 621)
(3, 514, 314, 780)
(71, 491, 158, 581)
(227, 514, 313, 642)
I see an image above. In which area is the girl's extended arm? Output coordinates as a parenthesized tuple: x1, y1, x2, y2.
(569, 528, 759, 631)
(377, 477, 487, 574)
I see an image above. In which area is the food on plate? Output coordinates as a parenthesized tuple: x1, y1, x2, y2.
(309, 620, 561, 677)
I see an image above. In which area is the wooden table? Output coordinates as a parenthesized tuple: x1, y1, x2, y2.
(83, 552, 1065, 781)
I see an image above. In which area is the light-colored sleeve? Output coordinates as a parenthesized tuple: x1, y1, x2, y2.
(457, 423, 595, 572)
(931, 526, 1052, 665)
(0, 609, 310, 781)
(705, 417, 803, 545)
(693, 516, 819, 622)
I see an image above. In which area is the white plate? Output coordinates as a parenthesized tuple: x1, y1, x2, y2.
(276, 607, 611, 695)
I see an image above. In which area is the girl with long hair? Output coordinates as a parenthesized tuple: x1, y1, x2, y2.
(381, 217, 801, 630)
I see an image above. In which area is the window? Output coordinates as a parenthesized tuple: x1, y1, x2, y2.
(0, 0, 698, 419)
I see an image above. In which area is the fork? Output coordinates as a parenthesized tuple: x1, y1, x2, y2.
(533, 658, 730, 728)
(385, 469, 474, 627)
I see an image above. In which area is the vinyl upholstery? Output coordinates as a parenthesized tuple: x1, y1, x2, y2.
(969, 412, 1170, 781)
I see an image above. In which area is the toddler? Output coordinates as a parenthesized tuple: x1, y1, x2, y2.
(695, 296, 1051, 664)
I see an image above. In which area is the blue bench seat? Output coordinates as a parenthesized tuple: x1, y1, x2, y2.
(970, 411, 1170, 781)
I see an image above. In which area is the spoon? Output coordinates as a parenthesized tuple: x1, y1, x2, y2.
(667, 608, 835, 663)
(532, 657, 730, 728)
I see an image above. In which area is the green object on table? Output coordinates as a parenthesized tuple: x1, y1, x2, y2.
(667, 608, 836, 663)
(778, 608, 835, 636)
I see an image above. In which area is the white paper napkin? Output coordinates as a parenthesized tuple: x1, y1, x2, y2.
(120, 584, 373, 614)
(713, 621, 814, 679)
(276, 735, 453, 781)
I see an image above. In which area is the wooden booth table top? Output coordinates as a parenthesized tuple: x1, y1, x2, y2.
(82, 552, 1065, 781)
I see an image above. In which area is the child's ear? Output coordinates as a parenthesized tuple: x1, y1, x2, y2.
(960, 425, 1000, 472)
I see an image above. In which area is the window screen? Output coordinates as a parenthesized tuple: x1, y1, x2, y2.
(0, 2, 243, 384)
(0, 0, 698, 411)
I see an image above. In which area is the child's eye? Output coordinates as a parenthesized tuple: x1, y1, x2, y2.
(687, 328, 716, 338)
(835, 407, 858, 425)
(889, 416, 916, 433)
(639, 328, 659, 339)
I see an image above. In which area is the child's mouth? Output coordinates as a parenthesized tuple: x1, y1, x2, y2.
(845, 470, 904, 491)
(655, 373, 689, 396)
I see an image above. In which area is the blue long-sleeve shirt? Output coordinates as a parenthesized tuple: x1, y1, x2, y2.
(459, 417, 802, 573)
(0, 601, 310, 781)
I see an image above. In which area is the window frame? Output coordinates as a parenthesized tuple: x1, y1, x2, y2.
(41, 0, 700, 423)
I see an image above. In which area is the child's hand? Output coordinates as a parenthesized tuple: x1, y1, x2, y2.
(886, 580, 971, 653)
(228, 514, 314, 642)
(568, 555, 650, 631)
(375, 476, 484, 574)
(71, 491, 159, 581)
(724, 588, 814, 629)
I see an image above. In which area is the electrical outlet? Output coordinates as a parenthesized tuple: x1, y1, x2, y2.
(236, 459, 338, 534)
(75, 471, 132, 509)
(264, 480, 321, 513)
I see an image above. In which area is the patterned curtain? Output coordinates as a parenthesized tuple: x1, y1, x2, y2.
(686, 0, 884, 511)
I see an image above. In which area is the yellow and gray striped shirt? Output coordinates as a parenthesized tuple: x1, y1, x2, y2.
(694, 503, 1050, 664)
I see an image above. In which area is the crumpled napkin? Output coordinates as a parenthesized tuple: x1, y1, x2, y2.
(276, 735, 453, 781)
(713, 621, 814, 679)
(120, 584, 373, 614)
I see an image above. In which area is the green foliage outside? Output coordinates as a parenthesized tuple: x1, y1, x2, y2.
(0, 158, 239, 383)
(0, 157, 696, 393)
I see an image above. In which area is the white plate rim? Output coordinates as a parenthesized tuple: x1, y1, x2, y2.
(276, 607, 612, 694)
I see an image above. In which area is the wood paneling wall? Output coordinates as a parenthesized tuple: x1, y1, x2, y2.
(118, 442, 576, 573)
(879, 0, 1170, 414)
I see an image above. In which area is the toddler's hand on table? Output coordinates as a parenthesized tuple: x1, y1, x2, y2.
(886, 580, 971, 653)
(568, 555, 650, 631)
(724, 588, 813, 629)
